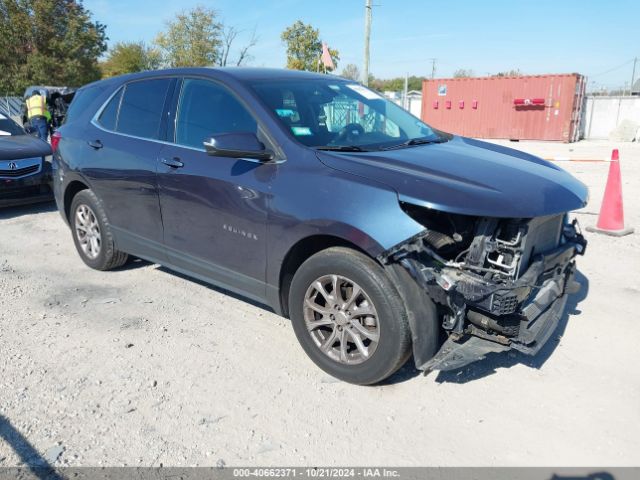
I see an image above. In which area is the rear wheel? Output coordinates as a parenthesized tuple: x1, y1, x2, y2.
(70, 189, 128, 271)
(289, 247, 411, 385)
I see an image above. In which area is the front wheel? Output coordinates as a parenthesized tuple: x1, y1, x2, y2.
(288, 247, 411, 385)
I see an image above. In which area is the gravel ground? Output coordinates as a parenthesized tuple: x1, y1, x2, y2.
(0, 140, 639, 467)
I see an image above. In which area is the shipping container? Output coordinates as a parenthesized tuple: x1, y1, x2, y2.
(421, 74, 586, 142)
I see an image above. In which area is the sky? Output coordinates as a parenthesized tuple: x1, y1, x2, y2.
(84, 0, 640, 90)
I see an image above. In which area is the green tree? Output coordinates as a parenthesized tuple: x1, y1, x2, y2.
(0, 0, 107, 95)
(453, 69, 474, 78)
(340, 63, 360, 81)
(154, 6, 222, 67)
(100, 41, 161, 78)
(493, 69, 522, 77)
(280, 20, 339, 72)
(368, 75, 425, 92)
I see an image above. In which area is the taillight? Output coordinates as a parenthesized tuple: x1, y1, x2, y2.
(51, 130, 61, 152)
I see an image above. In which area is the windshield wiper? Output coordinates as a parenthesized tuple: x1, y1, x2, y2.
(380, 137, 447, 151)
(314, 145, 369, 152)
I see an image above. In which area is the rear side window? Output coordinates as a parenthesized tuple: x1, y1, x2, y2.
(117, 79, 172, 140)
(175, 78, 257, 149)
(65, 84, 107, 124)
(97, 88, 123, 131)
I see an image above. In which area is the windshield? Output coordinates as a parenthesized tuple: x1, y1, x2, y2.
(251, 79, 443, 150)
(0, 115, 25, 136)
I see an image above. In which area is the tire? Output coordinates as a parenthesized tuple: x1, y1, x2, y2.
(288, 247, 411, 385)
(69, 189, 128, 271)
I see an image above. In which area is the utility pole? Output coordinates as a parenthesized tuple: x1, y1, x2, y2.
(403, 72, 408, 109)
(362, 0, 372, 86)
(429, 58, 437, 79)
(631, 57, 638, 95)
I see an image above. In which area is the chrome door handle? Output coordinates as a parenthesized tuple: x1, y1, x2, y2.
(160, 157, 184, 168)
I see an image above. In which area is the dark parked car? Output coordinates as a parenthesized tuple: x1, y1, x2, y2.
(0, 113, 53, 208)
(53, 68, 588, 384)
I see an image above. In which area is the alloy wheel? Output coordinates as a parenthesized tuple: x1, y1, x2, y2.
(75, 204, 102, 260)
(303, 274, 380, 365)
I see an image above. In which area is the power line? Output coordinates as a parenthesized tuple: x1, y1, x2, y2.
(588, 59, 635, 78)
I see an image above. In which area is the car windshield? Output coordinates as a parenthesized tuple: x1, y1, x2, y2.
(250, 79, 443, 150)
(0, 115, 25, 136)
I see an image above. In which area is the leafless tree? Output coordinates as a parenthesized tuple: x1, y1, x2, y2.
(218, 26, 258, 66)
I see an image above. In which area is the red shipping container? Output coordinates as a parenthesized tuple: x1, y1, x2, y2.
(421, 74, 586, 142)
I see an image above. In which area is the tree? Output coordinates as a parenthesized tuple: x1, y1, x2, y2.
(340, 64, 360, 81)
(100, 42, 161, 78)
(493, 69, 522, 77)
(218, 26, 258, 67)
(154, 6, 222, 67)
(453, 69, 474, 78)
(280, 20, 339, 72)
(367, 75, 425, 92)
(0, 0, 107, 95)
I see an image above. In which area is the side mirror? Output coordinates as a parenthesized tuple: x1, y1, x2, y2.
(203, 132, 273, 162)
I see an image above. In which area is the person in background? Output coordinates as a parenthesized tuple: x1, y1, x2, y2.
(26, 89, 49, 141)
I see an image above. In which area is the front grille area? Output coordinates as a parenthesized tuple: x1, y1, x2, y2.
(490, 292, 519, 315)
(0, 164, 40, 178)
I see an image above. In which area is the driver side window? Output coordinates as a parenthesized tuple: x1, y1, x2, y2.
(175, 79, 257, 149)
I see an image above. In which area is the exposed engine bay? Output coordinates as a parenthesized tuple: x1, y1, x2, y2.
(379, 203, 587, 373)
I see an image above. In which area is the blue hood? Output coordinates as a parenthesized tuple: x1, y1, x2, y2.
(0, 134, 52, 161)
(317, 136, 588, 218)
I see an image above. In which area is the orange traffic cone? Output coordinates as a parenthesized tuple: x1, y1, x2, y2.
(586, 149, 634, 236)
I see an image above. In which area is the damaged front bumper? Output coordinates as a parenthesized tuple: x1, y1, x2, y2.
(379, 218, 587, 373)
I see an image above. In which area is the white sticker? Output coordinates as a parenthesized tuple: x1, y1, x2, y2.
(0, 130, 11, 136)
(0, 113, 6, 119)
(345, 84, 382, 100)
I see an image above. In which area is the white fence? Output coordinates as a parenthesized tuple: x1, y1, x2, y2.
(583, 96, 640, 140)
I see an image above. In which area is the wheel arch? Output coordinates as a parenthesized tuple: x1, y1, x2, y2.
(278, 234, 373, 318)
(63, 180, 90, 222)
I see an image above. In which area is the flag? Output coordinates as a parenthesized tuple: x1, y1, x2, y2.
(320, 42, 335, 70)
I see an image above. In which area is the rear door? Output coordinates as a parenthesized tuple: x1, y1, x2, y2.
(86, 77, 174, 259)
(156, 77, 272, 301)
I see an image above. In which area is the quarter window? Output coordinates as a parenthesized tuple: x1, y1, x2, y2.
(117, 78, 172, 140)
(97, 87, 123, 131)
(175, 79, 257, 149)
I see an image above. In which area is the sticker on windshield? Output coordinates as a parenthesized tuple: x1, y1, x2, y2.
(0, 130, 11, 136)
(345, 84, 382, 100)
(291, 126, 312, 136)
(0, 113, 6, 119)
(276, 108, 296, 117)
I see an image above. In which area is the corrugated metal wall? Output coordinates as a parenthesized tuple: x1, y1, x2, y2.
(421, 74, 586, 142)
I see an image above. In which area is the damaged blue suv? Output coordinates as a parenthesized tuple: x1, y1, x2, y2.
(53, 68, 588, 384)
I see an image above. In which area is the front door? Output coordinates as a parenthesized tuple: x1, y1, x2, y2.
(157, 78, 273, 301)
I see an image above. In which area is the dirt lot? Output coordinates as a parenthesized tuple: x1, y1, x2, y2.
(1, 140, 639, 467)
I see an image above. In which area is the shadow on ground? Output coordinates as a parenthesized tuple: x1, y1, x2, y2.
(433, 270, 590, 384)
(0, 201, 56, 220)
(0, 415, 62, 479)
(156, 265, 275, 313)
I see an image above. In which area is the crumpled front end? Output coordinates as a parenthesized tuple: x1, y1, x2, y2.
(378, 205, 587, 373)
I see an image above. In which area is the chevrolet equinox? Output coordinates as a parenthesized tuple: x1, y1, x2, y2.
(53, 68, 588, 384)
